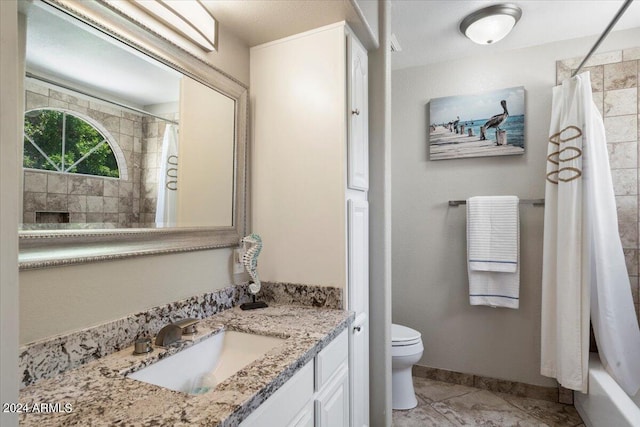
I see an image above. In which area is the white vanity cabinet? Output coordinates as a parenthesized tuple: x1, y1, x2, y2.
(240, 330, 349, 427)
(315, 329, 349, 427)
(251, 22, 369, 427)
(240, 361, 314, 427)
(315, 365, 349, 427)
(290, 400, 315, 427)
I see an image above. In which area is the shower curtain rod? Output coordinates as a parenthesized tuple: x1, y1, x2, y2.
(26, 72, 180, 126)
(571, 0, 634, 77)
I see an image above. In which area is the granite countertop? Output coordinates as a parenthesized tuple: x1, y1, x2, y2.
(19, 304, 352, 426)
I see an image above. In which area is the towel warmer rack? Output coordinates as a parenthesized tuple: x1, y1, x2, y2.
(448, 199, 545, 207)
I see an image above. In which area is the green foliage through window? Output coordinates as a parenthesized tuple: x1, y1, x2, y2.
(24, 109, 120, 178)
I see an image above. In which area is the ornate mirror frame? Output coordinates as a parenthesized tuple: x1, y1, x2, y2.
(19, 0, 248, 270)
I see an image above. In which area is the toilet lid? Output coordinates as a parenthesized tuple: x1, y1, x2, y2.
(392, 323, 421, 344)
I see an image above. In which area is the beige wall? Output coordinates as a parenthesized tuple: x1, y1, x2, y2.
(1, 2, 21, 425)
(251, 24, 347, 288)
(206, 23, 250, 86)
(391, 27, 640, 386)
(178, 77, 235, 227)
(17, 8, 250, 345)
(20, 249, 236, 343)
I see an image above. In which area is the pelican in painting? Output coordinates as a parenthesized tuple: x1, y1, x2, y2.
(485, 99, 509, 131)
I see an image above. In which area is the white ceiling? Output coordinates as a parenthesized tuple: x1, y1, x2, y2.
(194, 1, 640, 70)
(192, 1, 640, 71)
(390, 0, 640, 70)
(23, 0, 640, 104)
(201, 0, 365, 47)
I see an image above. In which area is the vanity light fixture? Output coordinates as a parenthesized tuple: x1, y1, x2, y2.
(130, 0, 218, 52)
(459, 3, 522, 45)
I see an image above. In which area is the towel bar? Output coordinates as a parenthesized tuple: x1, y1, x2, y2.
(448, 198, 545, 207)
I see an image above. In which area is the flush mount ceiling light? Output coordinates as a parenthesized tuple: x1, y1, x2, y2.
(130, 0, 218, 52)
(460, 3, 522, 45)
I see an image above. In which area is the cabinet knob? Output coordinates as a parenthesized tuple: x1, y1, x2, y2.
(351, 109, 360, 116)
(353, 325, 362, 333)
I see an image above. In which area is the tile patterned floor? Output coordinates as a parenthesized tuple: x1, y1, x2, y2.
(392, 377, 585, 427)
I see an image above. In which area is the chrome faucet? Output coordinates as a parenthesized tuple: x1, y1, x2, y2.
(154, 318, 199, 347)
(173, 318, 199, 335)
(155, 324, 182, 347)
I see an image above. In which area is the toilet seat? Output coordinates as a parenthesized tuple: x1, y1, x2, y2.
(392, 340, 424, 357)
(392, 337, 422, 347)
(392, 323, 421, 347)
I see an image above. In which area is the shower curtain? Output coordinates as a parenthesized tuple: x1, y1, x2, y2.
(541, 72, 640, 396)
(155, 124, 179, 227)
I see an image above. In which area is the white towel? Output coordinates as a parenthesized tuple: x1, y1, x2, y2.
(467, 196, 520, 309)
(467, 196, 519, 272)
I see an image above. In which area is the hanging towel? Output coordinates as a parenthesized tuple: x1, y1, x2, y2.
(467, 196, 520, 309)
(467, 196, 519, 273)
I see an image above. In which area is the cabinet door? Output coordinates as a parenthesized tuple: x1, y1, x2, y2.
(240, 361, 313, 427)
(316, 329, 348, 391)
(289, 399, 314, 427)
(347, 34, 369, 191)
(350, 314, 369, 427)
(348, 199, 369, 316)
(315, 364, 349, 427)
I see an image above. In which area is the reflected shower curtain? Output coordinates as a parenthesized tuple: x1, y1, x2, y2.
(541, 72, 640, 395)
(155, 124, 179, 227)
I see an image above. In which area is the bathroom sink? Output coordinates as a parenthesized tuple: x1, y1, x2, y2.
(127, 331, 285, 394)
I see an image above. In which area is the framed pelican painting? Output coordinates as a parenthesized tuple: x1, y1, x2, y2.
(428, 86, 525, 160)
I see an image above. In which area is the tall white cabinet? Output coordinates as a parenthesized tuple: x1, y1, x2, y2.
(346, 29, 369, 427)
(251, 22, 369, 427)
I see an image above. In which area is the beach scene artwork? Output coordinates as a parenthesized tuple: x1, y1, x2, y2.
(428, 86, 525, 160)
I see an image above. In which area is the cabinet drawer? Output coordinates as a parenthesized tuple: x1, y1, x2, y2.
(315, 329, 348, 391)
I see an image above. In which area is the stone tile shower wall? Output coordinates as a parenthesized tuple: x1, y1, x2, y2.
(22, 80, 169, 228)
(557, 47, 640, 324)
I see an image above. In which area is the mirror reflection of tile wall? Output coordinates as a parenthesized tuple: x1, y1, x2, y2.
(557, 47, 639, 323)
(22, 79, 176, 229)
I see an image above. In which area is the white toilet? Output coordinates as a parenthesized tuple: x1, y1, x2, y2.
(391, 323, 424, 410)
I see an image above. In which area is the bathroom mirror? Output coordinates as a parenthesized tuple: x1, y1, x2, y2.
(19, 0, 248, 269)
